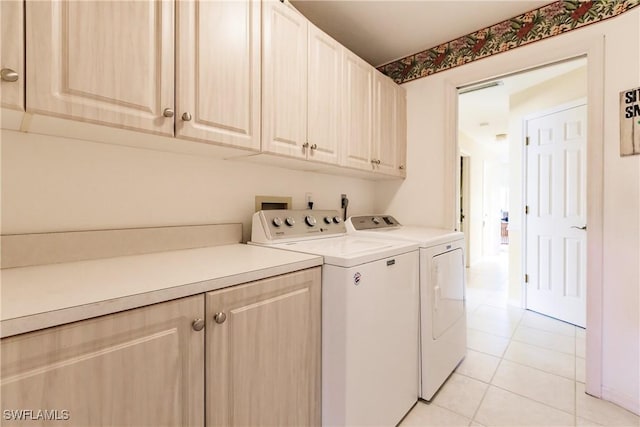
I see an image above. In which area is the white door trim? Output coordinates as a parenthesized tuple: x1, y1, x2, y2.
(522, 98, 587, 325)
(448, 35, 604, 398)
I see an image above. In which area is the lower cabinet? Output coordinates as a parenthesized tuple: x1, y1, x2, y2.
(0, 267, 321, 426)
(206, 267, 321, 427)
(0, 295, 205, 426)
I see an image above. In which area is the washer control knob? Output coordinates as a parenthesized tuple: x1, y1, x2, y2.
(272, 217, 283, 227)
(372, 217, 381, 225)
(324, 216, 332, 224)
(305, 215, 317, 227)
(333, 216, 342, 224)
(285, 217, 295, 227)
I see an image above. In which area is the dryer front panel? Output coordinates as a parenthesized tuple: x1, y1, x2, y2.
(431, 248, 465, 339)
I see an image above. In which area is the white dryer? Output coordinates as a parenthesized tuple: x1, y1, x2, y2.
(346, 215, 466, 401)
(251, 210, 420, 426)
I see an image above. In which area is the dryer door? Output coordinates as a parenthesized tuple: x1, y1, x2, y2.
(431, 248, 465, 339)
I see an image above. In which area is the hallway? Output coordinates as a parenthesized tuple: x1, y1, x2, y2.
(400, 254, 640, 426)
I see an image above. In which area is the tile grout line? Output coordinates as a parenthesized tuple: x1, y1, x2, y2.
(468, 302, 527, 425)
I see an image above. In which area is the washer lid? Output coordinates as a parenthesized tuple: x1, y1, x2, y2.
(263, 235, 419, 268)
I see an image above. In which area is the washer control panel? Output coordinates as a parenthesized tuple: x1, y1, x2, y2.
(348, 215, 401, 230)
(252, 209, 346, 243)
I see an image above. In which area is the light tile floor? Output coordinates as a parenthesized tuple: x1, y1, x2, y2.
(400, 251, 640, 427)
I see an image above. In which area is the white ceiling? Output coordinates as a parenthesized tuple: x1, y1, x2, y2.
(290, 0, 552, 66)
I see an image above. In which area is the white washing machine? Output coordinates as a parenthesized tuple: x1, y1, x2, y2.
(251, 210, 419, 426)
(346, 215, 466, 401)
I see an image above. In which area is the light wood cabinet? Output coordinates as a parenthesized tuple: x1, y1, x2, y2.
(342, 61, 407, 178)
(206, 267, 321, 427)
(1, 267, 321, 427)
(307, 23, 342, 165)
(176, 0, 261, 150)
(262, 0, 308, 159)
(342, 50, 374, 171)
(1, 0, 24, 111)
(26, 0, 175, 136)
(1, 296, 205, 426)
(373, 73, 407, 177)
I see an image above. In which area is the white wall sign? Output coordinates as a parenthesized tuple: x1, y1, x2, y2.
(620, 86, 640, 156)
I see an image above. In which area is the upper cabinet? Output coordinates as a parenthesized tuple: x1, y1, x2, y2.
(262, 0, 308, 159)
(1, 0, 24, 111)
(373, 73, 407, 176)
(26, 0, 175, 136)
(306, 23, 341, 165)
(17, 0, 406, 178)
(342, 59, 407, 178)
(342, 50, 373, 171)
(176, 0, 261, 150)
(262, 2, 342, 165)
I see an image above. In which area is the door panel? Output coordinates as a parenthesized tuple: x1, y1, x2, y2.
(1, 296, 205, 426)
(206, 268, 321, 427)
(342, 51, 372, 170)
(307, 24, 341, 165)
(1, 0, 24, 111)
(26, 0, 174, 135)
(432, 249, 465, 339)
(176, 0, 260, 150)
(261, 0, 307, 159)
(525, 104, 587, 327)
(373, 74, 398, 175)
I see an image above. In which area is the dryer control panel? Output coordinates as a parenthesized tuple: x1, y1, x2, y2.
(251, 209, 346, 243)
(348, 215, 402, 230)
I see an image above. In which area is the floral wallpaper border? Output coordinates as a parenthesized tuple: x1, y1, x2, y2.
(377, 0, 640, 84)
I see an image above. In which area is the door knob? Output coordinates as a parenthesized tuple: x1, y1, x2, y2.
(192, 318, 205, 331)
(213, 312, 227, 324)
(571, 225, 587, 230)
(181, 112, 192, 121)
(1, 68, 18, 82)
(163, 108, 174, 118)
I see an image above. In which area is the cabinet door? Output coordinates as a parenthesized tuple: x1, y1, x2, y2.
(1, 296, 205, 426)
(373, 73, 400, 176)
(396, 85, 407, 177)
(176, 0, 260, 151)
(206, 267, 321, 427)
(307, 24, 341, 165)
(1, 0, 24, 111)
(262, 0, 307, 159)
(26, 0, 174, 136)
(342, 50, 373, 170)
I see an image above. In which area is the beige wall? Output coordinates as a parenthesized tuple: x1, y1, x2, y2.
(375, 10, 640, 414)
(1, 131, 377, 242)
(507, 65, 588, 305)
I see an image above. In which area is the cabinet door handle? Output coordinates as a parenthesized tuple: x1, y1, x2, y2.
(399, 164, 405, 170)
(302, 142, 309, 149)
(192, 318, 205, 331)
(213, 312, 227, 324)
(1, 68, 19, 82)
(310, 144, 317, 150)
(163, 108, 174, 118)
(571, 225, 587, 230)
(181, 112, 192, 121)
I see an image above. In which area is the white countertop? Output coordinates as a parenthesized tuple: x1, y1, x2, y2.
(1, 244, 322, 338)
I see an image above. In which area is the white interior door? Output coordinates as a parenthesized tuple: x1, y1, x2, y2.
(525, 103, 587, 327)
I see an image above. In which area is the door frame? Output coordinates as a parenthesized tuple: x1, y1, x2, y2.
(459, 153, 471, 267)
(521, 98, 588, 320)
(448, 35, 604, 397)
